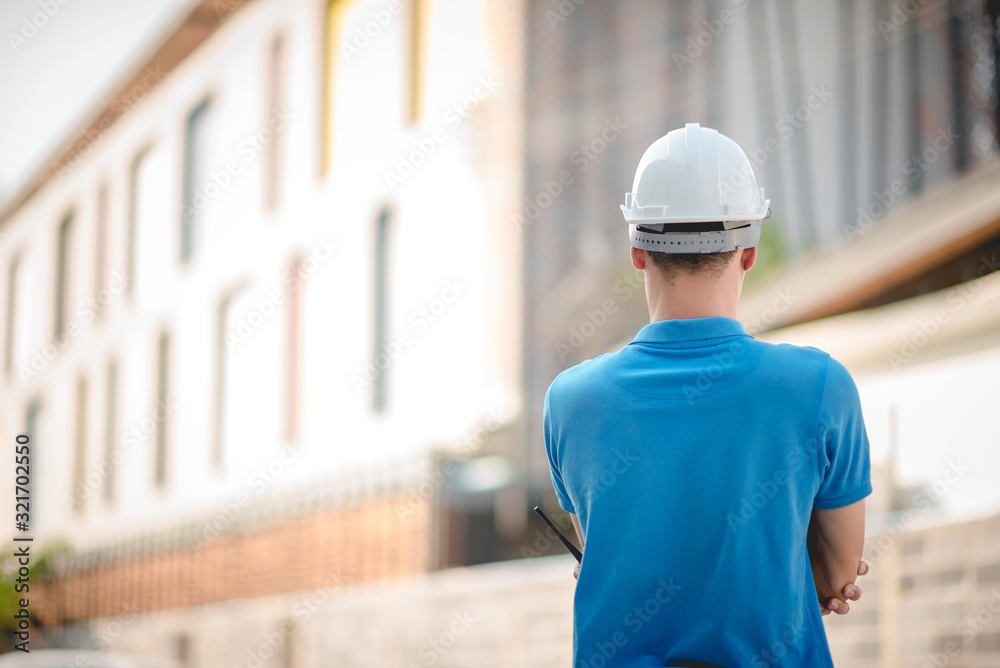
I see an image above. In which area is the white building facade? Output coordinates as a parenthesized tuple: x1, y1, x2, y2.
(0, 0, 524, 552)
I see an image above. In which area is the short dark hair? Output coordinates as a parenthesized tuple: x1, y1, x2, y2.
(646, 250, 737, 278)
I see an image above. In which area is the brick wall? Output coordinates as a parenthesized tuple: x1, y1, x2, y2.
(32, 492, 432, 625)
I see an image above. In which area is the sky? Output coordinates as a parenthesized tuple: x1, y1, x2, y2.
(0, 0, 191, 204)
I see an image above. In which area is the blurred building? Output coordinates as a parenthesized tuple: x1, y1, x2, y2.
(520, 0, 1000, 506)
(517, 1, 1000, 666)
(0, 0, 531, 658)
(2, 0, 1000, 666)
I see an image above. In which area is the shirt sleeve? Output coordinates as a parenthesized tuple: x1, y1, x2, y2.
(814, 357, 873, 509)
(543, 382, 576, 514)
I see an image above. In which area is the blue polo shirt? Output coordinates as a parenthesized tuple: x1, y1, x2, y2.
(543, 317, 871, 668)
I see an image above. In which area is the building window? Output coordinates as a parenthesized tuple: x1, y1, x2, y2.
(155, 330, 170, 487)
(104, 360, 118, 504)
(181, 99, 211, 263)
(373, 208, 392, 413)
(176, 633, 191, 665)
(54, 213, 73, 339)
(264, 34, 286, 211)
(95, 183, 108, 317)
(126, 147, 151, 297)
(212, 293, 234, 468)
(4, 255, 18, 376)
(72, 375, 88, 514)
(320, 0, 354, 176)
(407, 0, 428, 123)
(25, 400, 42, 440)
(24, 399, 41, 518)
(284, 259, 304, 444)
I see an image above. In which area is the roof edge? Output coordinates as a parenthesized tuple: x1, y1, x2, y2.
(0, 0, 252, 227)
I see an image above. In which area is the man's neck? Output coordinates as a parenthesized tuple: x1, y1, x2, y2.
(644, 272, 741, 323)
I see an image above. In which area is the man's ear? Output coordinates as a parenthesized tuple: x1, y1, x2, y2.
(631, 246, 646, 270)
(741, 247, 758, 272)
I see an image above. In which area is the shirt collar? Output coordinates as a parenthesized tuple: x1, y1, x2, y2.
(630, 317, 751, 348)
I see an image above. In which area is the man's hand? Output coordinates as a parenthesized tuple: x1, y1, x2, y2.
(808, 500, 866, 616)
(820, 560, 868, 616)
(573, 561, 580, 580)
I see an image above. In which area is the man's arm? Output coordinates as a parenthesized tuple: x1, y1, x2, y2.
(570, 514, 584, 547)
(570, 514, 584, 579)
(569, 509, 869, 611)
(808, 498, 866, 614)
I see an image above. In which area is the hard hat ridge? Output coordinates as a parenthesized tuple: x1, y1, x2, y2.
(621, 123, 769, 254)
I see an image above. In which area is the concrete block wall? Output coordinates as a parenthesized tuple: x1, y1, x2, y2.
(33, 517, 1000, 667)
(99, 555, 576, 668)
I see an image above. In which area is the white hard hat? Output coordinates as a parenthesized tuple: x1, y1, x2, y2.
(621, 123, 769, 254)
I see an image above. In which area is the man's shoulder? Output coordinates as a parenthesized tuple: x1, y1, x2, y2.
(755, 340, 860, 395)
(756, 339, 833, 369)
(546, 351, 617, 401)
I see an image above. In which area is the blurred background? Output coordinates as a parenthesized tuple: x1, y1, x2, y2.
(0, 0, 999, 665)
